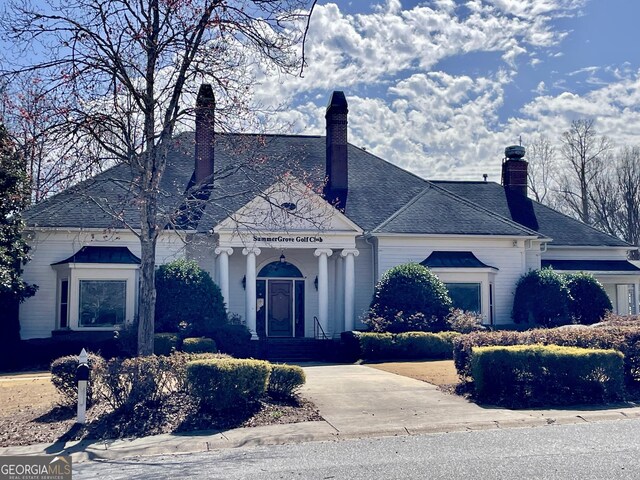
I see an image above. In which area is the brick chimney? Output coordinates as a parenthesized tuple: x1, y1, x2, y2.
(501, 145, 528, 196)
(324, 91, 348, 208)
(194, 84, 215, 184)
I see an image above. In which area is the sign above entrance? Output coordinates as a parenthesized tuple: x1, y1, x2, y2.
(253, 235, 324, 244)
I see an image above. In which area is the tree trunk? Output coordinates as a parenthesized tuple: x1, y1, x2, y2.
(138, 195, 158, 356)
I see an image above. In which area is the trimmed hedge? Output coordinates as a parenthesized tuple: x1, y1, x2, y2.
(50, 353, 106, 406)
(453, 326, 640, 386)
(357, 331, 460, 360)
(267, 364, 306, 398)
(182, 337, 217, 354)
(154, 333, 180, 356)
(186, 358, 271, 411)
(209, 324, 252, 358)
(471, 344, 625, 406)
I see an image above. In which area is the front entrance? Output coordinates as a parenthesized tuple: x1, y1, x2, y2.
(268, 280, 293, 336)
(257, 260, 305, 338)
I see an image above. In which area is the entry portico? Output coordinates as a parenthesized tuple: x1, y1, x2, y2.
(213, 179, 363, 339)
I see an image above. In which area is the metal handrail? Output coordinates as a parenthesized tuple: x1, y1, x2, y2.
(313, 316, 329, 340)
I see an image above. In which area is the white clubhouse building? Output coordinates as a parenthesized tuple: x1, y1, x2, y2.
(19, 88, 640, 342)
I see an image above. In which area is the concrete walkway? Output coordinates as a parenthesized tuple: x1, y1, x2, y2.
(2, 364, 640, 463)
(301, 364, 640, 437)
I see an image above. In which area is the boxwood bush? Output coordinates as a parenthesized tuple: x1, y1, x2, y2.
(366, 263, 452, 333)
(50, 353, 106, 406)
(267, 364, 306, 399)
(182, 337, 217, 354)
(471, 344, 625, 407)
(566, 272, 612, 325)
(155, 259, 226, 336)
(512, 268, 571, 327)
(154, 333, 180, 356)
(186, 358, 271, 411)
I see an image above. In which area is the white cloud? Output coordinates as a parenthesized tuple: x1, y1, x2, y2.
(249, 1, 640, 181)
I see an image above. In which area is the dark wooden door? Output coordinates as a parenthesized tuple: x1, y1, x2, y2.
(268, 280, 293, 337)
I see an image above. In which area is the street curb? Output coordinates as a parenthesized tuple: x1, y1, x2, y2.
(2, 410, 640, 463)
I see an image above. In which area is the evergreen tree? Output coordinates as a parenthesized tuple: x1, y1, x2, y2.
(0, 123, 37, 351)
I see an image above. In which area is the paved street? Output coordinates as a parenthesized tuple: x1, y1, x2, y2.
(74, 418, 640, 480)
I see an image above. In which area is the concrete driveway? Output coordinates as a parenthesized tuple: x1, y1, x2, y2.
(300, 364, 640, 438)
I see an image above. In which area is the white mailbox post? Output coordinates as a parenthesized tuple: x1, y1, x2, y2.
(76, 348, 90, 425)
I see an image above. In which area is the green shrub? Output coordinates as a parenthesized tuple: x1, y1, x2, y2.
(186, 358, 271, 411)
(155, 259, 227, 335)
(50, 353, 106, 406)
(566, 272, 612, 325)
(268, 364, 306, 398)
(471, 344, 625, 406)
(182, 337, 217, 354)
(446, 309, 487, 333)
(357, 331, 459, 360)
(154, 333, 180, 356)
(97, 355, 177, 410)
(210, 323, 252, 358)
(512, 268, 571, 327)
(359, 333, 395, 359)
(366, 263, 452, 333)
(452, 326, 640, 386)
(395, 332, 454, 359)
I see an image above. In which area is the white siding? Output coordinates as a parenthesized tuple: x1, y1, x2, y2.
(20, 230, 186, 339)
(376, 236, 528, 325)
(543, 247, 631, 261)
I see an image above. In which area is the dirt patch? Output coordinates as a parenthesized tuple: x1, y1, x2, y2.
(368, 360, 460, 388)
(0, 375, 321, 448)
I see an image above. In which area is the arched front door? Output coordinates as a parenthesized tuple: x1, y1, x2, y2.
(257, 261, 305, 338)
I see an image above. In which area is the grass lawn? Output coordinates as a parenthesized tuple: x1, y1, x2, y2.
(367, 360, 460, 388)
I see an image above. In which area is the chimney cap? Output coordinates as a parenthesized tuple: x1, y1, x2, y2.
(326, 91, 348, 113)
(197, 84, 215, 105)
(505, 145, 526, 160)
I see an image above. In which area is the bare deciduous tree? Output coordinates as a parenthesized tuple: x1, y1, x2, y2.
(1, 0, 317, 355)
(591, 147, 640, 257)
(558, 119, 611, 225)
(526, 134, 558, 205)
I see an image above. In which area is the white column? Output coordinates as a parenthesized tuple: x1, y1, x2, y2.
(635, 282, 640, 315)
(314, 248, 333, 338)
(334, 255, 345, 337)
(341, 249, 360, 332)
(214, 247, 233, 311)
(242, 247, 261, 339)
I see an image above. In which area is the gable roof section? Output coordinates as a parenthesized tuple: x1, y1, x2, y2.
(432, 181, 630, 247)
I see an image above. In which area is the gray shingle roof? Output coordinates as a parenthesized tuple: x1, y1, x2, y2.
(432, 181, 630, 247)
(421, 251, 498, 269)
(23, 133, 625, 247)
(52, 246, 141, 265)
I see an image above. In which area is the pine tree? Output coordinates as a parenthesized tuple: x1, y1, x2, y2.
(0, 123, 37, 353)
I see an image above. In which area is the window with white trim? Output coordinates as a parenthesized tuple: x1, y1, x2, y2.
(79, 280, 127, 327)
(445, 282, 481, 313)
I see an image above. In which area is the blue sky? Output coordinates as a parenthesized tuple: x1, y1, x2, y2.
(256, 0, 640, 181)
